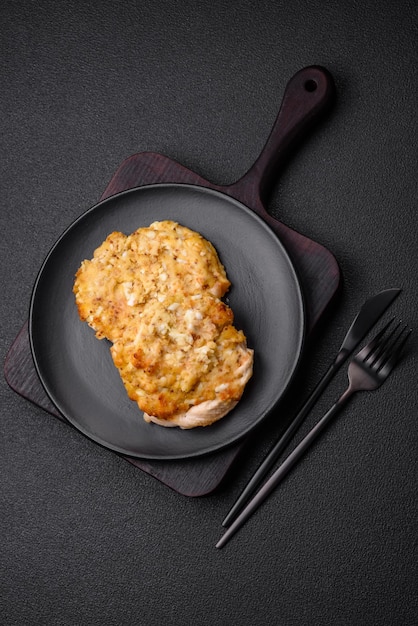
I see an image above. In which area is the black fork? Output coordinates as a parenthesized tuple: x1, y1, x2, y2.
(216, 320, 411, 548)
(334, 318, 411, 400)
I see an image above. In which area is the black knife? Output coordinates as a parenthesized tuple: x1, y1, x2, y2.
(222, 288, 401, 528)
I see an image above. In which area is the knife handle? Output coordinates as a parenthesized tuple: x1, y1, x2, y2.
(217, 388, 353, 549)
(222, 355, 342, 528)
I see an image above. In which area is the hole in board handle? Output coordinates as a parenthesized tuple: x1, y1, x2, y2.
(304, 79, 318, 92)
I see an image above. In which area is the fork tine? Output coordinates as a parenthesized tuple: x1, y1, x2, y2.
(356, 317, 394, 361)
(368, 320, 402, 365)
(374, 325, 412, 373)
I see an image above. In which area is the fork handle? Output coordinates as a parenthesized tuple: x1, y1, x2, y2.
(222, 359, 342, 528)
(261, 387, 354, 488)
(216, 387, 354, 549)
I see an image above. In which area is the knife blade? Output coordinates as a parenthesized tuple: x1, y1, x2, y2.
(221, 287, 401, 529)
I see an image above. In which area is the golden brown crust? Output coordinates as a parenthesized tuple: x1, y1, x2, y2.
(110, 294, 253, 426)
(73, 221, 230, 342)
(73, 220, 253, 428)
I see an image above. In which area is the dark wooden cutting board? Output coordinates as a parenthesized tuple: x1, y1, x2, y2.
(4, 66, 341, 496)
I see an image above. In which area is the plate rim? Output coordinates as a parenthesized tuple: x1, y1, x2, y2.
(29, 183, 306, 459)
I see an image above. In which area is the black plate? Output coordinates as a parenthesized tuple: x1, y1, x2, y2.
(29, 184, 305, 459)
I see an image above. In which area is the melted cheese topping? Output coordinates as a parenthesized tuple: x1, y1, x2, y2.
(74, 221, 230, 342)
(73, 220, 253, 428)
(110, 294, 253, 425)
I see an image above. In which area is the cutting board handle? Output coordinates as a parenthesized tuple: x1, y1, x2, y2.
(223, 66, 335, 208)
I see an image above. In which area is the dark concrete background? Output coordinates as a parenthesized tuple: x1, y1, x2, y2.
(1, 1, 417, 624)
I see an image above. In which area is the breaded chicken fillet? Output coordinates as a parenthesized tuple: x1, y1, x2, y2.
(73, 220, 253, 428)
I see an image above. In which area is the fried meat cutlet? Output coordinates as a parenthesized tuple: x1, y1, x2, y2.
(73, 220, 253, 428)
